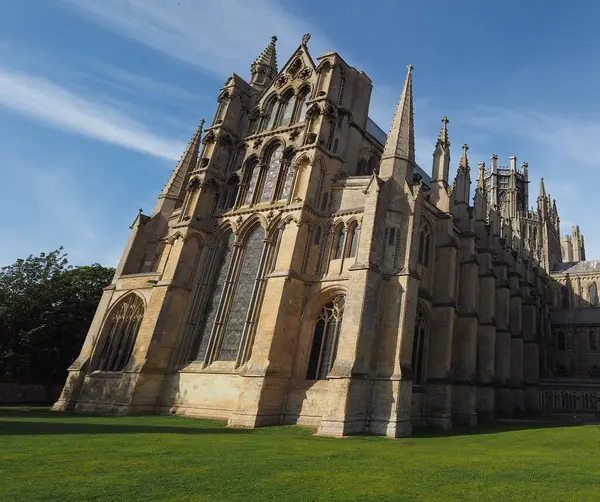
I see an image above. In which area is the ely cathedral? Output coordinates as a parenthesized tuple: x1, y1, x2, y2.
(54, 35, 600, 437)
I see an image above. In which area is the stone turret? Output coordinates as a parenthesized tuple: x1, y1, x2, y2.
(430, 116, 451, 211)
(250, 35, 278, 92)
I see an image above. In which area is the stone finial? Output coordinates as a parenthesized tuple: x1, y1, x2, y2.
(477, 161, 486, 190)
(437, 116, 450, 148)
(302, 33, 311, 45)
(510, 154, 517, 171)
(491, 154, 498, 171)
(460, 144, 469, 169)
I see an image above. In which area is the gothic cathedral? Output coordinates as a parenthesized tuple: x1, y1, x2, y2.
(54, 35, 600, 437)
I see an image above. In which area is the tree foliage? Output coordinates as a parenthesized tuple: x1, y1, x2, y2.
(0, 248, 114, 383)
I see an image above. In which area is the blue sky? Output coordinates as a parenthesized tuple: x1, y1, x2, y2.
(1, 0, 599, 266)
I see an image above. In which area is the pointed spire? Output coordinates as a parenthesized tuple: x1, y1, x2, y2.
(459, 144, 469, 170)
(379, 64, 415, 183)
(254, 35, 278, 70)
(538, 177, 546, 199)
(553, 198, 558, 217)
(250, 36, 278, 91)
(438, 116, 450, 149)
(477, 161, 486, 190)
(154, 119, 204, 215)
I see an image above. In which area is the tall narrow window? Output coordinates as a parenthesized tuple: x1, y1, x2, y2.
(418, 225, 432, 266)
(411, 306, 427, 385)
(334, 226, 345, 260)
(320, 192, 329, 212)
(590, 283, 598, 307)
(214, 93, 229, 124)
(195, 234, 235, 360)
(217, 227, 265, 361)
(347, 224, 359, 258)
(367, 156, 379, 175)
(260, 144, 283, 203)
(306, 295, 345, 380)
(224, 176, 239, 211)
(326, 121, 336, 151)
(337, 76, 346, 105)
(97, 295, 144, 371)
(561, 287, 570, 309)
(357, 159, 367, 176)
(557, 332, 566, 351)
(279, 91, 295, 127)
(243, 160, 259, 206)
(296, 88, 310, 122)
(262, 97, 278, 131)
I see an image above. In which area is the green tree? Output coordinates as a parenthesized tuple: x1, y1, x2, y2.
(0, 248, 114, 383)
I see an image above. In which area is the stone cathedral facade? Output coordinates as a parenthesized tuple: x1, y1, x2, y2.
(54, 35, 600, 437)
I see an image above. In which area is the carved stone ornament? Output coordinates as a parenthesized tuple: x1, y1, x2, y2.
(289, 129, 300, 141)
(253, 138, 263, 149)
(298, 67, 312, 80)
(275, 75, 288, 88)
(302, 33, 311, 45)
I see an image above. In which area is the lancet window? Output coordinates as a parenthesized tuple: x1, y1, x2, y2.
(346, 223, 359, 258)
(412, 305, 427, 385)
(260, 144, 284, 202)
(279, 90, 295, 127)
(418, 224, 432, 267)
(306, 295, 345, 380)
(96, 294, 144, 372)
(296, 87, 310, 122)
(333, 226, 345, 260)
(590, 283, 598, 307)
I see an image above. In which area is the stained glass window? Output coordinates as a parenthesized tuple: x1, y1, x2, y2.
(260, 145, 283, 203)
(195, 234, 235, 360)
(411, 306, 427, 384)
(590, 283, 598, 307)
(334, 227, 345, 260)
(97, 294, 144, 371)
(279, 158, 295, 200)
(244, 163, 259, 206)
(266, 99, 279, 130)
(347, 224, 359, 258)
(297, 89, 309, 121)
(279, 92, 295, 127)
(217, 227, 265, 361)
(306, 295, 345, 380)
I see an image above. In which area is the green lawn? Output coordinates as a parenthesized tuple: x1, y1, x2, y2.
(1, 408, 599, 501)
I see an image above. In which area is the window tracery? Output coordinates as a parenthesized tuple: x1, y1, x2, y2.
(260, 144, 283, 202)
(306, 295, 345, 380)
(195, 233, 235, 360)
(97, 294, 144, 372)
(217, 227, 265, 361)
(412, 305, 427, 385)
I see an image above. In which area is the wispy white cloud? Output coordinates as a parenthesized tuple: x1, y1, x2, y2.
(0, 68, 185, 160)
(62, 0, 332, 79)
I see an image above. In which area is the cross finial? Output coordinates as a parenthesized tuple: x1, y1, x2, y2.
(271, 35, 278, 42)
(407, 64, 414, 73)
(441, 116, 449, 125)
(462, 144, 469, 154)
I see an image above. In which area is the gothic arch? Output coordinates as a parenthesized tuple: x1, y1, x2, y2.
(259, 137, 287, 160)
(236, 214, 268, 244)
(95, 292, 146, 372)
(295, 285, 348, 380)
(210, 220, 237, 246)
(412, 301, 431, 385)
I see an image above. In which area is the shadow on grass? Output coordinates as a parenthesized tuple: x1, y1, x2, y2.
(0, 407, 250, 436)
(411, 420, 585, 438)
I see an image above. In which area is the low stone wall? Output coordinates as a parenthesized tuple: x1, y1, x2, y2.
(539, 380, 600, 414)
(0, 383, 63, 405)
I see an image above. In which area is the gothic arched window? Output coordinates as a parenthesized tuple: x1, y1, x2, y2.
(217, 227, 265, 361)
(333, 226, 345, 260)
(243, 159, 259, 206)
(279, 90, 295, 127)
(296, 87, 310, 122)
(367, 156, 379, 175)
(320, 192, 329, 212)
(306, 295, 345, 380)
(224, 176, 239, 211)
(590, 283, 598, 307)
(260, 144, 284, 203)
(357, 158, 368, 176)
(262, 96, 278, 131)
(346, 223, 359, 258)
(97, 294, 144, 371)
(412, 305, 427, 385)
(561, 287, 570, 309)
(214, 93, 229, 124)
(418, 224, 432, 266)
(195, 233, 235, 360)
(557, 332, 566, 351)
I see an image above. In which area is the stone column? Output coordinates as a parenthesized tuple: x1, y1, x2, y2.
(452, 236, 479, 426)
(423, 239, 457, 430)
(477, 251, 496, 420)
(494, 251, 512, 416)
(509, 267, 524, 415)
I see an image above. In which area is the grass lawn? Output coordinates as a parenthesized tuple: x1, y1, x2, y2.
(1, 408, 600, 501)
